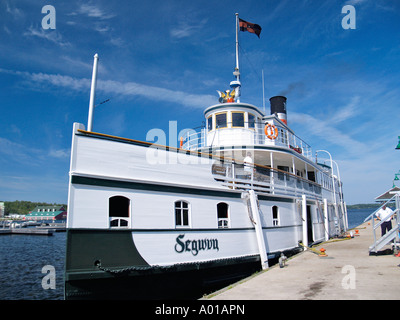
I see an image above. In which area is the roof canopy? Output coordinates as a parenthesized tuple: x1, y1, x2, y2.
(375, 187, 400, 201)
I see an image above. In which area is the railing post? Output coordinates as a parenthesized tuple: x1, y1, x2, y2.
(396, 194, 400, 248)
(302, 195, 308, 249)
(232, 162, 236, 190)
(324, 198, 329, 241)
(372, 211, 376, 251)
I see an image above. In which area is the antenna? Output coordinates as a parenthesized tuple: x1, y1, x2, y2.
(95, 99, 110, 108)
(262, 69, 266, 114)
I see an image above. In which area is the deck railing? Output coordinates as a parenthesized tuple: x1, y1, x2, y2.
(181, 122, 312, 159)
(212, 161, 323, 200)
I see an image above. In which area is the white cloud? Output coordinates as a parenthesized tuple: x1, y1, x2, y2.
(0, 68, 216, 109)
(76, 4, 115, 20)
(170, 18, 208, 39)
(290, 111, 367, 155)
(23, 26, 70, 47)
(28, 72, 89, 92)
(97, 79, 216, 109)
(48, 149, 70, 159)
(5, 1, 23, 18)
(331, 96, 360, 124)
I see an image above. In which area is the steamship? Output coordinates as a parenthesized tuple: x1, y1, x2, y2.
(64, 15, 348, 300)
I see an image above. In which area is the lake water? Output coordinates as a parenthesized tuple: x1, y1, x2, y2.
(0, 208, 375, 300)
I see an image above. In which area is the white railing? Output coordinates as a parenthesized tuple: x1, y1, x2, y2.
(181, 122, 312, 159)
(364, 193, 400, 253)
(212, 161, 323, 200)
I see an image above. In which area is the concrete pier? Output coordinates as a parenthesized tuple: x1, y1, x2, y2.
(206, 222, 400, 300)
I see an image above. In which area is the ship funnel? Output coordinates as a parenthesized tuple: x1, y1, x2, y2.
(269, 96, 287, 125)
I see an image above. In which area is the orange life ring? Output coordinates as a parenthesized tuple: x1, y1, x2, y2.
(179, 136, 183, 148)
(264, 124, 278, 140)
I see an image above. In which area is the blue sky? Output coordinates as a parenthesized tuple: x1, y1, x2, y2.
(1, 0, 399, 204)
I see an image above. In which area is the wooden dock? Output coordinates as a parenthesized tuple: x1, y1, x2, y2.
(0, 228, 54, 235)
(205, 221, 400, 300)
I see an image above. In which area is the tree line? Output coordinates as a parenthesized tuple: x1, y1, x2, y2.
(1, 200, 67, 215)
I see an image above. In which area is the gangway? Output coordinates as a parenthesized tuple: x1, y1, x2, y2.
(363, 193, 400, 254)
(244, 190, 269, 269)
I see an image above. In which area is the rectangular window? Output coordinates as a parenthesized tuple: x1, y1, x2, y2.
(175, 201, 190, 227)
(232, 112, 244, 127)
(215, 113, 227, 129)
(207, 116, 213, 131)
(272, 206, 279, 226)
(109, 196, 130, 228)
(248, 114, 255, 129)
(277, 165, 289, 181)
(217, 202, 229, 228)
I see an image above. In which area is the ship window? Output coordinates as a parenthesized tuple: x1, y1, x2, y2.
(248, 114, 255, 129)
(217, 202, 229, 228)
(272, 206, 279, 226)
(109, 196, 130, 228)
(207, 116, 213, 131)
(232, 112, 244, 127)
(175, 200, 190, 227)
(279, 128, 287, 144)
(215, 112, 227, 129)
(307, 171, 316, 182)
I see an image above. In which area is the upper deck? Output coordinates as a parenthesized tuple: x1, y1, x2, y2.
(181, 102, 312, 159)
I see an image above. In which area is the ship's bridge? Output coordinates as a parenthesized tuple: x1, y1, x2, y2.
(182, 97, 312, 159)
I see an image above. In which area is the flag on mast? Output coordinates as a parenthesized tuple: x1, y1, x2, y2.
(239, 18, 262, 38)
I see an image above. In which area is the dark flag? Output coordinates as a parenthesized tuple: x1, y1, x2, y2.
(239, 18, 262, 38)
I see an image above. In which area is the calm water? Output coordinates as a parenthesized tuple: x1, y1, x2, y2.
(0, 208, 374, 300)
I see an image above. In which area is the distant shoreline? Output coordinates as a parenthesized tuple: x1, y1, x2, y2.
(346, 203, 390, 210)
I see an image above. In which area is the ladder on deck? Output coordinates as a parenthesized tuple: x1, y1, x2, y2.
(364, 193, 400, 254)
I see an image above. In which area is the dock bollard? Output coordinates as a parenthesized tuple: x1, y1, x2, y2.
(279, 253, 287, 268)
(318, 248, 328, 257)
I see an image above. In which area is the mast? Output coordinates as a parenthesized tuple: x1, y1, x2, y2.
(231, 13, 241, 102)
(87, 53, 99, 132)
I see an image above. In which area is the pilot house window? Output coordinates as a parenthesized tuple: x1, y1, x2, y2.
(109, 196, 130, 228)
(232, 112, 244, 127)
(248, 114, 255, 129)
(207, 116, 213, 131)
(215, 113, 227, 129)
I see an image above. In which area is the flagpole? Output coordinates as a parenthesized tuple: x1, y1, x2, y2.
(233, 13, 241, 102)
(235, 13, 239, 75)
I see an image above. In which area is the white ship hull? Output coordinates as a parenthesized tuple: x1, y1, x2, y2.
(65, 121, 346, 299)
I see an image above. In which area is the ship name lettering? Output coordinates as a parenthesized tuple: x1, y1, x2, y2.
(175, 234, 219, 256)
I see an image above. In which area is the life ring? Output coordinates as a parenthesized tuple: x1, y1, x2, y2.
(179, 136, 183, 148)
(264, 124, 278, 140)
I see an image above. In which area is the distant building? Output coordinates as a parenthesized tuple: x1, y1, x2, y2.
(25, 205, 67, 220)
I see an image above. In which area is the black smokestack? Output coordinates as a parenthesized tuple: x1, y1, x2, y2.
(270, 96, 287, 125)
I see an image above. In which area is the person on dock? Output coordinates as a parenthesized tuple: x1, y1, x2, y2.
(376, 205, 393, 236)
